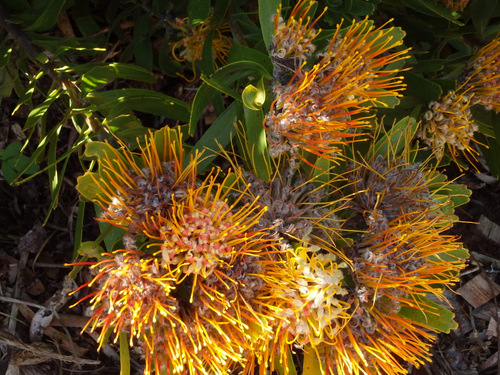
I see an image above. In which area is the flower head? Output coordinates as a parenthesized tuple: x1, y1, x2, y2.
(277, 245, 350, 347)
(153, 169, 272, 290)
(418, 90, 479, 165)
(462, 36, 500, 112)
(266, 16, 410, 159)
(170, 17, 232, 80)
(70, 250, 179, 350)
(325, 212, 466, 375)
(347, 154, 443, 232)
(77, 128, 199, 247)
(440, 0, 470, 11)
(72, 167, 293, 374)
(271, 0, 325, 70)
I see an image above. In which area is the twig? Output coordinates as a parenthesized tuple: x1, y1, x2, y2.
(0, 329, 100, 366)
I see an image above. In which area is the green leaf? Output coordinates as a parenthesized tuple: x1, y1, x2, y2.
(303, 345, 324, 375)
(23, 90, 61, 130)
(77, 241, 105, 258)
(242, 76, 266, 111)
(258, 0, 281, 50)
(87, 89, 191, 123)
(201, 60, 272, 100)
(273, 346, 297, 375)
(401, 71, 443, 103)
(471, 0, 498, 36)
(119, 332, 131, 375)
(107, 115, 149, 144)
(191, 102, 238, 172)
(400, 0, 464, 25)
(188, 0, 211, 25)
(24, 0, 66, 31)
(188, 82, 219, 136)
(243, 104, 270, 181)
(373, 117, 418, 157)
(228, 43, 273, 74)
(133, 13, 154, 70)
(398, 295, 458, 333)
(76, 172, 102, 201)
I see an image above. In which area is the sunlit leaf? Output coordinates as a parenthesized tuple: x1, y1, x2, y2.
(399, 295, 458, 333)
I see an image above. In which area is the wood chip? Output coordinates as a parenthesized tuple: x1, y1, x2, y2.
(486, 317, 498, 339)
(457, 272, 500, 308)
(478, 215, 500, 245)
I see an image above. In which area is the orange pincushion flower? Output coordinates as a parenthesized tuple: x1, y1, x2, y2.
(325, 212, 466, 375)
(70, 250, 179, 350)
(72, 168, 293, 374)
(418, 90, 480, 166)
(266, 16, 410, 159)
(152, 169, 273, 289)
(170, 17, 232, 80)
(77, 128, 199, 247)
(462, 36, 500, 112)
(347, 154, 444, 231)
(271, 0, 325, 65)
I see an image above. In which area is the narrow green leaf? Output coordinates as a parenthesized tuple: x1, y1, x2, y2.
(228, 43, 273, 74)
(471, 0, 498, 36)
(258, 0, 281, 50)
(24, 0, 66, 31)
(188, 82, 219, 136)
(133, 13, 153, 70)
(303, 345, 324, 375)
(191, 102, 238, 172)
(201, 60, 272, 100)
(119, 331, 131, 375)
(273, 347, 297, 375)
(23, 90, 61, 130)
(243, 104, 270, 181)
(87, 89, 191, 122)
(73, 200, 86, 259)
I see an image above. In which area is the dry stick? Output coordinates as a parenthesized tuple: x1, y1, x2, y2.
(0, 328, 100, 366)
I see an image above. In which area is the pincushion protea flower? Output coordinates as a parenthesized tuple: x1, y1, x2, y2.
(77, 127, 200, 248)
(347, 154, 448, 232)
(170, 17, 232, 80)
(270, 0, 325, 73)
(73, 134, 297, 374)
(462, 35, 500, 112)
(418, 90, 480, 166)
(266, 11, 410, 160)
(324, 211, 466, 375)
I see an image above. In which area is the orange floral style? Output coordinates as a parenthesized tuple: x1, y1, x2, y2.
(266, 13, 410, 160)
